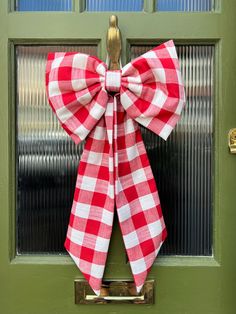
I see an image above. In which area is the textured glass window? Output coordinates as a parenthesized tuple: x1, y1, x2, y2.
(86, 0, 143, 11)
(16, 44, 214, 256)
(131, 44, 214, 255)
(16, 0, 72, 11)
(157, 0, 214, 11)
(16, 45, 97, 253)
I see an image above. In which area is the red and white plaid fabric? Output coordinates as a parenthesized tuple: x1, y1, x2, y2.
(45, 40, 185, 295)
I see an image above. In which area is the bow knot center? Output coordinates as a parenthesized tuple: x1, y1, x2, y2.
(105, 70, 121, 93)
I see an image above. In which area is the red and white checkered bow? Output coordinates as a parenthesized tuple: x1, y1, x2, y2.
(45, 40, 185, 295)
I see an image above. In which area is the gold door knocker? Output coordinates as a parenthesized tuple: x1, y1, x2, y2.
(106, 15, 122, 70)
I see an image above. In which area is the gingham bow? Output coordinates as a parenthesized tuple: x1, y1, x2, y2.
(46, 40, 185, 295)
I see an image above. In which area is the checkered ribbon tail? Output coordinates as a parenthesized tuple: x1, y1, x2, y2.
(45, 40, 186, 295)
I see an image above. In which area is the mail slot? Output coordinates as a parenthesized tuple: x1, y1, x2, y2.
(74, 280, 154, 304)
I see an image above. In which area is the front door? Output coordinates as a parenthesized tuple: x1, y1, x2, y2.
(1, 1, 236, 313)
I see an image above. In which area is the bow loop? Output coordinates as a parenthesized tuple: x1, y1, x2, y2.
(120, 40, 185, 140)
(46, 52, 109, 144)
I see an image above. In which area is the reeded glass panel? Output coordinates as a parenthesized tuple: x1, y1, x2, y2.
(16, 45, 97, 253)
(16, 44, 213, 256)
(86, 0, 143, 11)
(157, 0, 214, 11)
(131, 44, 214, 255)
(16, 0, 72, 11)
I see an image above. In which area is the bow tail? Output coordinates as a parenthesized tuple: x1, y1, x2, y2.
(64, 116, 115, 296)
(115, 97, 167, 293)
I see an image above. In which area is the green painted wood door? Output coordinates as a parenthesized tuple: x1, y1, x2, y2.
(1, 1, 236, 313)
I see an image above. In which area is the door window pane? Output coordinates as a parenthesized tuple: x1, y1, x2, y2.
(16, 0, 72, 11)
(16, 45, 97, 254)
(16, 44, 214, 256)
(86, 0, 143, 11)
(131, 44, 214, 255)
(157, 0, 214, 11)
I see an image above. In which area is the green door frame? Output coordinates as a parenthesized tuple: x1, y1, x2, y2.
(0, 1, 236, 313)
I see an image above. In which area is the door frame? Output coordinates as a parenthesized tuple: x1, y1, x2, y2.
(1, 1, 236, 313)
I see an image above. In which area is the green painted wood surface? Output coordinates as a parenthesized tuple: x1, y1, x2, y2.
(0, 0, 236, 313)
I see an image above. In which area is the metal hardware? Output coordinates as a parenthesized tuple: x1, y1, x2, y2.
(106, 15, 122, 70)
(228, 128, 236, 154)
(74, 280, 154, 304)
(85, 295, 145, 301)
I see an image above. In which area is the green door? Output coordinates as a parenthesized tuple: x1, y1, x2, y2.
(1, 1, 236, 313)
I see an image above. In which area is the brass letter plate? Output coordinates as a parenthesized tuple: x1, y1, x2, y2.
(74, 280, 154, 304)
